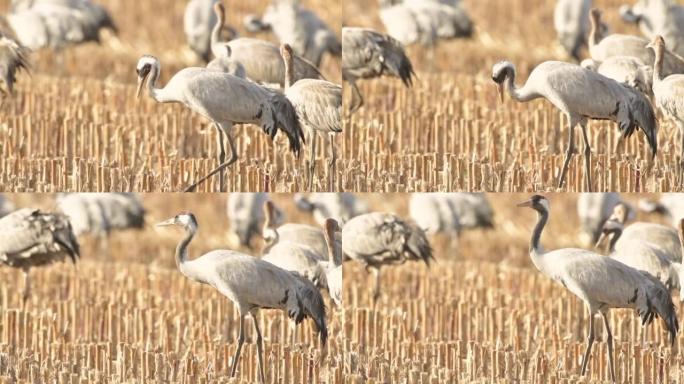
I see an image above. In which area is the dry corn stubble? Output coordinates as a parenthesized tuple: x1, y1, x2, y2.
(342, 193, 684, 383)
(0, 0, 342, 192)
(341, 0, 682, 192)
(0, 193, 343, 383)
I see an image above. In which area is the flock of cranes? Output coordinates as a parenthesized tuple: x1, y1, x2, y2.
(0, 0, 342, 192)
(1, 192, 683, 381)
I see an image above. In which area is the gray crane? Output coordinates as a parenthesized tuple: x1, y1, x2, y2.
(156, 212, 327, 383)
(342, 27, 415, 113)
(0, 35, 29, 105)
(281, 43, 341, 191)
(56, 193, 145, 253)
(135, 55, 304, 192)
(554, 0, 592, 61)
(244, 0, 341, 67)
(0, 208, 79, 304)
(294, 192, 368, 226)
(518, 195, 678, 381)
(576, 192, 621, 244)
(342, 212, 433, 303)
(492, 59, 657, 191)
(211, 2, 323, 88)
(226, 193, 282, 248)
(620, 0, 684, 57)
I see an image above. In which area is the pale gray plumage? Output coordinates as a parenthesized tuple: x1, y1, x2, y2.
(554, 0, 592, 61)
(206, 44, 246, 78)
(56, 193, 145, 254)
(342, 27, 415, 113)
(8, 0, 117, 50)
(342, 212, 433, 302)
(597, 216, 684, 302)
(0, 36, 29, 100)
(443, 193, 494, 229)
(620, 222, 683, 263)
(378, 0, 472, 47)
(647, 36, 684, 171)
(581, 56, 653, 98)
(0, 194, 15, 218)
(244, 0, 341, 67)
(156, 212, 326, 383)
(0, 207, 79, 303)
(262, 241, 329, 288)
(294, 192, 368, 226)
(184, 0, 218, 62)
(226, 193, 283, 248)
(409, 193, 461, 236)
(589, 8, 684, 77)
(576, 192, 621, 244)
(639, 193, 684, 227)
(210, 3, 322, 88)
(262, 200, 341, 259)
(281, 43, 341, 191)
(620, 0, 684, 57)
(492, 60, 658, 191)
(135, 55, 305, 192)
(518, 195, 678, 381)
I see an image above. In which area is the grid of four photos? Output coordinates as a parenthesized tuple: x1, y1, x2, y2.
(1, 0, 683, 383)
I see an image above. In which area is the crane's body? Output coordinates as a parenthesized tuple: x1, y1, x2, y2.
(342, 27, 414, 113)
(0, 208, 80, 303)
(577, 192, 621, 244)
(518, 195, 678, 381)
(184, 0, 218, 62)
(294, 193, 368, 226)
(492, 59, 658, 191)
(135, 55, 304, 192)
(157, 212, 326, 383)
(342, 212, 433, 302)
(620, 0, 684, 57)
(244, 0, 341, 67)
(281, 44, 341, 191)
(554, 0, 592, 60)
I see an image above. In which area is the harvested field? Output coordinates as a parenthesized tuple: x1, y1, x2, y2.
(342, 193, 684, 383)
(341, 0, 683, 192)
(0, 193, 342, 383)
(0, 0, 342, 192)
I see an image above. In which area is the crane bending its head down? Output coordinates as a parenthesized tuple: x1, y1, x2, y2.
(492, 59, 658, 191)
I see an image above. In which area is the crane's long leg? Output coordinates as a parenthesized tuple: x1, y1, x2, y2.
(579, 121, 593, 192)
(185, 124, 237, 192)
(328, 133, 337, 192)
(307, 133, 317, 192)
(215, 123, 226, 192)
(601, 311, 616, 382)
(349, 82, 364, 114)
(580, 312, 595, 376)
(230, 315, 245, 378)
(558, 117, 577, 189)
(22, 269, 30, 306)
(251, 312, 266, 384)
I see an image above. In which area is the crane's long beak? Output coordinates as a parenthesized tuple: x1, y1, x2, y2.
(497, 83, 504, 103)
(136, 75, 147, 99)
(156, 218, 176, 227)
(516, 199, 533, 208)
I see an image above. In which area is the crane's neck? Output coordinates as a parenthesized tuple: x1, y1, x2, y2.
(607, 228, 622, 253)
(283, 54, 295, 90)
(588, 15, 602, 50)
(145, 64, 174, 103)
(652, 43, 665, 84)
(261, 226, 279, 254)
(528, 208, 548, 269)
(175, 225, 197, 277)
(325, 230, 341, 266)
(503, 67, 539, 103)
(210, 11, 225, 58)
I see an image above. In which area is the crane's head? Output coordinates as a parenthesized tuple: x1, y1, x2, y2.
(157, 212, 198, 231)
(214, 2, 225, 24)
(135, 55, 158, 99)
(491, 61, 514, 103)
(610, 202, 631, 225)
(324, 218, 341, 235)
(590, 8, 602, 24)
(594, 218, 624, 251)
(645, 35, 666, 51)
(280, 43, 294, 63)
(516, 195, 549, 213)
